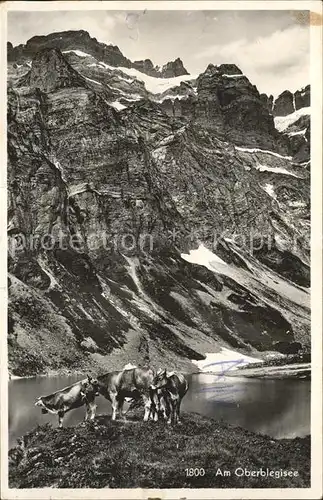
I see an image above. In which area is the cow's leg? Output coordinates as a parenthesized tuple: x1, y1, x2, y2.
(167, 399, 174, 425)
(174, 398, 181, 425)
(110, 392, 118, 421)
(58, 411, 64, 428)
(150, 403, 158, 422)
(142, 394, 151, 422)
(117, 396, 126, 420)
(160, 397, 168, 421)
(84, 404, 90, 422)
(177, 398, 184, 424)
(149, 406, 155, 420)
(87, 401, 97, 421)
(149, 392, 159, 422)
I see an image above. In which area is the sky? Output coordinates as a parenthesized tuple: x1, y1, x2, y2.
(8, 10, 310, 97)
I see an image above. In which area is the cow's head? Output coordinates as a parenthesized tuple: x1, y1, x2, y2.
(35, 397, 48, 414)
(151, 369, 174, 390)
(85, 374, 100, 396)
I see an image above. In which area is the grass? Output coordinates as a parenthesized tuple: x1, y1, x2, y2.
(9, 411, 310, 489)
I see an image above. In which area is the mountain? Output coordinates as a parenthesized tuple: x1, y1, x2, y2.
(271, 86, 310, 165)
(133, 57, 189, 78)
(7, 35, 310, 377)
(7, 30, 189, 78)
(273, 86, 310, 117)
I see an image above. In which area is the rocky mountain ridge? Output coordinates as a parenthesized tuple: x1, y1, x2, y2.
(7, 30, 189, 79)
(7, 35, 310, 376)
(8, 32, 310, 165)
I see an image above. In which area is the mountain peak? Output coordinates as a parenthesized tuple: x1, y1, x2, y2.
(273, 85, 310, 117)
(8, 30, 189, 80)
(132, 56, 189, 78)
(204, 63, 243, 76)
(17, 47, 85, 92)
(160, 57, 189, 78)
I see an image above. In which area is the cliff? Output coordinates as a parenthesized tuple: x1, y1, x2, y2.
(7, 39, 310, 376)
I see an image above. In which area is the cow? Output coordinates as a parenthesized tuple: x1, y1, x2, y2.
(34, 375, 99, 428)
(150, 370, 189, 425)
(96, 367, 156, 422)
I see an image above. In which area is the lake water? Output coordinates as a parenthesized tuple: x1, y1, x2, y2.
(8, 373, 310, 449)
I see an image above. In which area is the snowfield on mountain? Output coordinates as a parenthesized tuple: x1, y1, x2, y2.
(7, 30, 310, 377)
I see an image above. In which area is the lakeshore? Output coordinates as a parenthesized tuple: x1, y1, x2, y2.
(9, 411, 310, 489)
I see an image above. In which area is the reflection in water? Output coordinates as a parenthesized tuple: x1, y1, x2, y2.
(184, 375, 310, 439)
(8, 374, 310, 448)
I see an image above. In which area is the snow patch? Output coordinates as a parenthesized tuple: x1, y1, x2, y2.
(262, 183, 276, 198)
(95, 60, 197, 94)
(68, 183, 90, 197)
(108, 101, 126, 111)
(157, 94, 188, 102)
(274, 107, 310, 132)
(83, 76, 102, 86)
(113, 74, 134, 84)
(49, 156, 67, 184)
(288, 201, 306, 208)
(297, 160, 310, 167)
(222, 74, 245, 78)
(63, 49, 93, 58)
(72, 54, 196, 94)
(235, 146, 292, 161)
(181, 245, 227, 270)
(152, 145, 167, 161)
(37, 257, 60, 291)
(193, 348, 263, 373)
(287, 128, 307, 137)
(255, 164, 299, 177)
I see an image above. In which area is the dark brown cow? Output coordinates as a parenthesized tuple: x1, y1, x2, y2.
(150, 370, 189, 424)
(34, 375, 99, 428)
(96, 367, 156, 421)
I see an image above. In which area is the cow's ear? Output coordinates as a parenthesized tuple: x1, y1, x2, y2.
(167, 371, 175, 378)
(87, 374, 93, 383)
(162, 369, 166, 377)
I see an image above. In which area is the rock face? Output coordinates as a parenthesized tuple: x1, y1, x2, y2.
(8, 30, 132, 68)
(295, 84, 310, 109)
(17, 48, 86, 92)
(133, 57, 189, 78)
(7, 40, 310, 376)
(159, 63, 289, 152)
(160, 57, 189, 78)
(259, 93, 274, 112)
(273, 90, 295, 116)
(8, 30, 189, 78)
(272, 85, 310, 117)
(271, 85, 310, 164)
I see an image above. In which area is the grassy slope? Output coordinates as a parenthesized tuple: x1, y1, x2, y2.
(9, 412, 310, 489)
